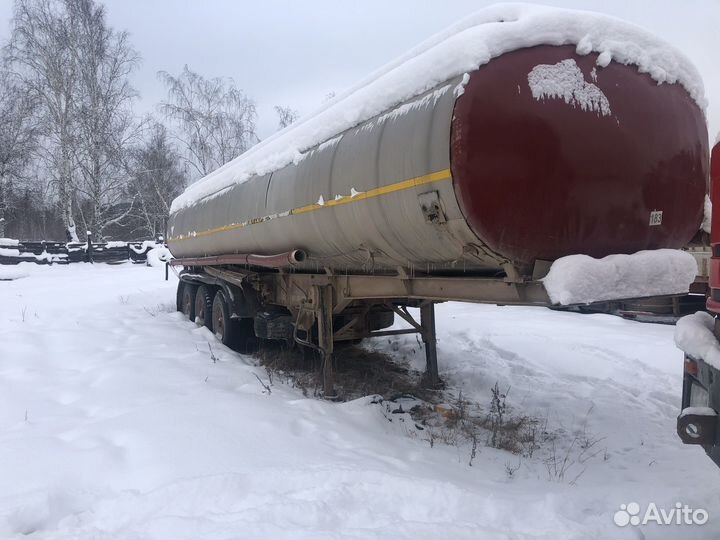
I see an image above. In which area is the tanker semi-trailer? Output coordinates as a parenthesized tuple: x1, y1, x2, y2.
(167, 4, 708, 398)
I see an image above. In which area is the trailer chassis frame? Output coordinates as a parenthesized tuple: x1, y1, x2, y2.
(174, 264, 552, 397)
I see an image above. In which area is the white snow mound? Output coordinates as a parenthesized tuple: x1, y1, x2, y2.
(146, 247, 172, 267)
(679, 406, 717, 418)
(170, 3, 705, 213)
(676, 311, 720, 370)
(0, 266, 29, 281)
(542, 249, 697, 305)
(105, 241, 127, 248)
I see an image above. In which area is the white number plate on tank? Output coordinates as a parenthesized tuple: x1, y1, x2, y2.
(649, 210, 663, 226)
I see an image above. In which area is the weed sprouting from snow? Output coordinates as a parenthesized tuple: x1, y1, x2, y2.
(544, 438, 578, 482)
(540, 404, 607, 484)
(254, 372, 272, 395)
(207, 343, 219, 363)
(468, 430, 478, 466)
(427, 427, 435, 448)
(505, 459, 521, 479)
(143, 303, 174, 317)
(488, 382, 509, 449)
(575, 406, 607, 466)
(20, 305, 27, 322)
(455, 390, 467, 421)
(118, 295, 130, 305)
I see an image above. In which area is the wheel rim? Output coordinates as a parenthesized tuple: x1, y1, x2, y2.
(213, 301, 225, 340)
(194, 293, 205, 325)
(183, 290, 193, 317)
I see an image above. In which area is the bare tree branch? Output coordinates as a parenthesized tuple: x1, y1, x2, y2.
(274, 105, 298, 130)
(158, 66, 257, 179)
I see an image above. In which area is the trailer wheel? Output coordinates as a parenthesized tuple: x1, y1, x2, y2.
(181, 283, 198, 321)
(235, 318, 258, 354)
(212, 289, 236, 346)
(176, 281, 185, 312)
(212, 289, 257, 353)
(194, 285, 214, 329)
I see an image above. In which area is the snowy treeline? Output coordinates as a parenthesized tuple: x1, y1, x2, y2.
(0, 0, 297, 242)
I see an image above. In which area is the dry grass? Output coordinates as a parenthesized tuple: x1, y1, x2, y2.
(254, 341, 438, 401)
(254, 340, 598, 479)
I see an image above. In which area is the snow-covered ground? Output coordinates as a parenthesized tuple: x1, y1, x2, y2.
(1, 263, 719, 539)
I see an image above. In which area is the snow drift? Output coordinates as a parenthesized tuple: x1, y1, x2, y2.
(0, 265, 29, 281)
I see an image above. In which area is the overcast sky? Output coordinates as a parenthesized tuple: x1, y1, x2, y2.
(0, 0, 718, 139)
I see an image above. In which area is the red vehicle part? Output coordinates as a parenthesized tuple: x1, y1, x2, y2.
(452, 45, 707, 267)
(707, 142, 720, 313)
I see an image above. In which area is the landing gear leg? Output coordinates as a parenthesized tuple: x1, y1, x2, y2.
(421, 301, 441, 388)
(317, 284, 337, 399)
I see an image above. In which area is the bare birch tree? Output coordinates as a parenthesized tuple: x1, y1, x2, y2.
(6, 0, 140, 240)
(128, 121, 186, 238)
(0, 71, 38, 237)
(274, 105, 298, 130)
(64, 0, 139, 237)
(7, 0, 80, 241)
(158, 66, 258, 178)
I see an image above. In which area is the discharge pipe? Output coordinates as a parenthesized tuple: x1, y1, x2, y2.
(169, 249, 307, 269)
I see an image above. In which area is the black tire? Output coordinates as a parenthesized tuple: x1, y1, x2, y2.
(212, 289, 236, 347)
(181, 282, 198, 321)
(235, 318, 259, 354)
(194, 285, 214, 329)
(212, 289, 257, 353)
(176, 281, 185, 312)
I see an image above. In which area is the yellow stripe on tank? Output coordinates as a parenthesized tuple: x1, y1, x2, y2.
(169, 168, 452, 242)
(290, 169, 452, 215)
